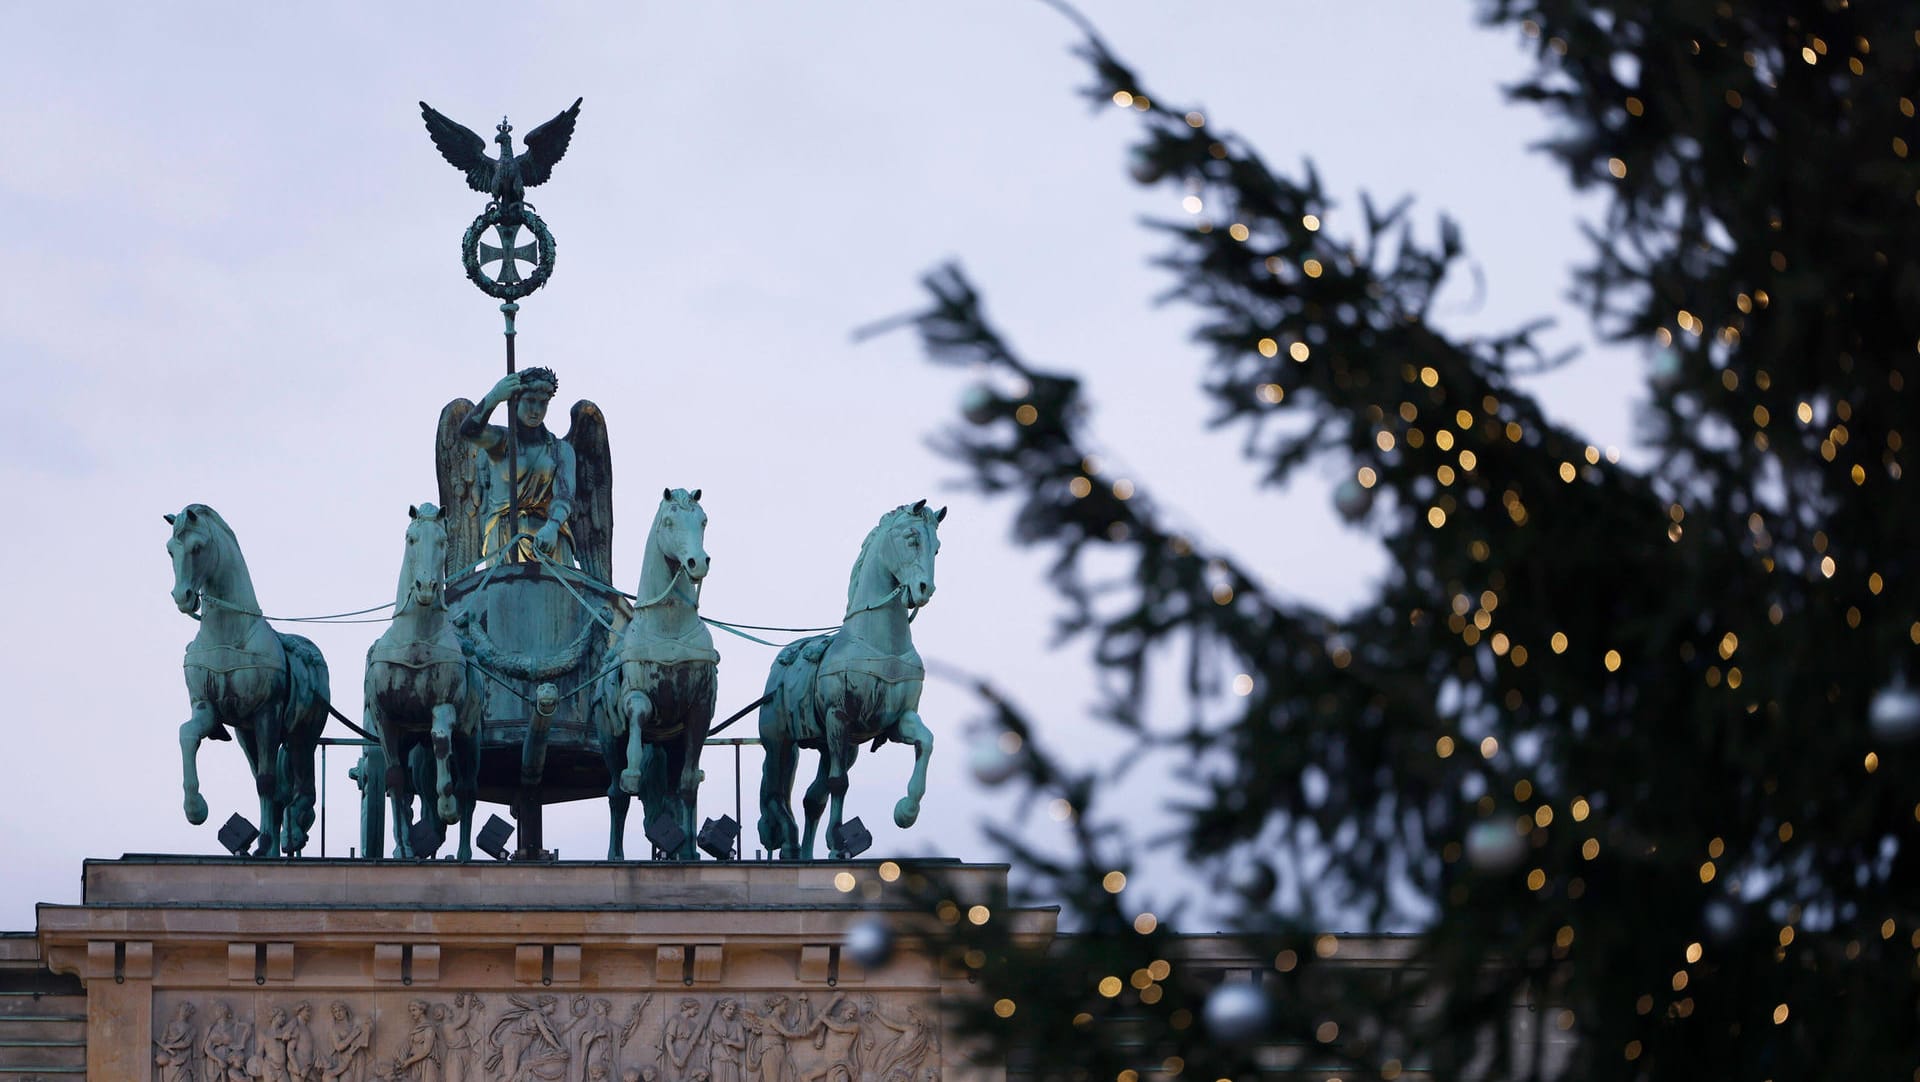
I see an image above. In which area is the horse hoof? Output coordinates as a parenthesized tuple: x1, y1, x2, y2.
(184, 792, 208, 826)
(437, 796, 459, 825)
(619, 770, 642, 795)
(893, 798, 920, 829)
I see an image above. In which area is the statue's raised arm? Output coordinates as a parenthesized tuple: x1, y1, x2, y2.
(434, 367, 610, 578)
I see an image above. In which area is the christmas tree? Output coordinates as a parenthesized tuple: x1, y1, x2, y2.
(890, 3, 1920, 1078)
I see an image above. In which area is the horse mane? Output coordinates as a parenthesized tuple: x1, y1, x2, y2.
(182, 503, 238, 548)
(846, 503, 927, 616)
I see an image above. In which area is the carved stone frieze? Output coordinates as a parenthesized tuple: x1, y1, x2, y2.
(153, 991, 941, 1082)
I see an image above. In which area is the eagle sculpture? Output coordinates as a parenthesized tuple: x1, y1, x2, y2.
(420, 97, 583, 209)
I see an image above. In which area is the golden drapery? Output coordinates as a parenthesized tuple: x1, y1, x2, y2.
(481, 433, 575, 566)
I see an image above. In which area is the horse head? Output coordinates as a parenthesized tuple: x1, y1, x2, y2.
(397, 503, 449, 612)
(651, 488, 711, 585)
(163, 504, 221, 614)
(883, 498, 944, 610)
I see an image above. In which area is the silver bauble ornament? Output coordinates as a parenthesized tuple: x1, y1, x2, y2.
(1649, 347, 1683, 389)
(960, 384, 998, 425)
(967, 731, 1024, 787)
(1203, 981, 1270, 1044)
(1703, 898, 1740, 942)
(1128, 147, 1165, 185)
(843, 916, 895, 968)
(1333, 479, 1374, 522)
(1869, 677, 1920, 742)
(1464, 820, 1526, 872)
(1229, 860, 1278, 904)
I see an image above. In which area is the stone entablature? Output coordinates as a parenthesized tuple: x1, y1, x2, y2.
(35, 859, 1050, 1082)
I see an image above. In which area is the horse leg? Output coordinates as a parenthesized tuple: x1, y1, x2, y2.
(372, 701, 413, 859)
(178, 701, 219, 825)
(431, 703, 459, 825)
(825, 743, 860, 859)
(620, 689, 653, 795)
(799, 754, 832, 860)
(407, 743, 447, 858)
(249, 709, 284, 857)
(603, 728, 631, 861)
(281, 742, 318, 857)
(757, 735, 799, 859)
(663, 735, 697, 860)
(606, 778, 631, 861)
(891, 710, 934, 829)
(455, 727, 479, 863)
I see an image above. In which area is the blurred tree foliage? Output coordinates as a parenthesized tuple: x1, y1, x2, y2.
(898, 2, 1920, 1078)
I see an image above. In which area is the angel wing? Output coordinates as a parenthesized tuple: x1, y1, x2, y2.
(566, 400, 614, 586)
(436, 399, 488, 578)
(517, 97, 583, 189)
(419, 102, 494, 194)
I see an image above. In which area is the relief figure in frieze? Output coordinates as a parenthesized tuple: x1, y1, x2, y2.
(286, 1003, 320, 1082)
(155, 1001, 197, 1082)
(785, 997, 860, 1082)
(659, 997, 707, 1081)
(487, 993, 570, 1081)
(703, 1000, 748, 1082)
(262, 1006, 293, 1082)
(202, 1001, 247, 1082)
(857, 999, 937, 1082)
(440, 993, 485, 1082)
(323, 1001, 373, 1082)
(398, 1000, 446, 1082)
(567, 998, 618, 1082)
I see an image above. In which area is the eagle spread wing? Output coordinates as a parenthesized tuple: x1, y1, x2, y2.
(419, 102, 494, 194)
(516, 97, 584, 189)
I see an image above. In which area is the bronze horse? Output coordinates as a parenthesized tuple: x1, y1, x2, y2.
(167, 505, 329, 856)
(365, 504, 483, 860)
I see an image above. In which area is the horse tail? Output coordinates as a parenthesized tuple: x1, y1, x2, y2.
(586, 645, 623, 744)
(278, 633, 332, 745)
(758, 634, 832, 855)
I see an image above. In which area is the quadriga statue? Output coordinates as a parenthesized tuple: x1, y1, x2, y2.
(758, 500, 945, 859)
(165, 504, 330, 856)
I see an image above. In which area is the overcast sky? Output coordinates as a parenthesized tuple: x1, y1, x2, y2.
(0, 3, 1637, 929)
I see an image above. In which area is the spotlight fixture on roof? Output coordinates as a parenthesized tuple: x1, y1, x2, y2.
(829, 817, 873, 859)
(217, 813, 260, 857)
(476, 815, 515, 861)
(646, 817, 688, 860)
(407, 819, 443, 861)
(697, 815, 740, 861)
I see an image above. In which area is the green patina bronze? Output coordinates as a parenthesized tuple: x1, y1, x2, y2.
(157, 96, 953, 862)
(758, 501, 946, 860)
(420, 98, 581, 301)
(165, 505, 330, 857)
(589, 488, 719, 860)
(364, 503, 483, 861)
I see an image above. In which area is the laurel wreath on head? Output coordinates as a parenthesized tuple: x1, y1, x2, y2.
(461, 203, 557, 301)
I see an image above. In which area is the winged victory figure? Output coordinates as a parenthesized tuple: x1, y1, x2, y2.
(419, 97, 584, 210)
(435, 368, 614, 586)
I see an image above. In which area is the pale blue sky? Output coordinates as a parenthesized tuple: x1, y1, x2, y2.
(0, 3, 1634, 927)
